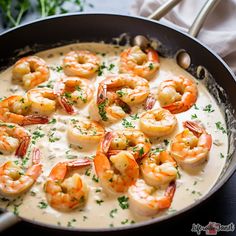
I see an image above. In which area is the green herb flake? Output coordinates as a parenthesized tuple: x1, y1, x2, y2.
(122, 119, 135, 128)
(215, 121, 226, 134)
(108, 64, 115, 71)
(92, 174, 99, 183)
(130, 114, 139, 120)
(220, 153, 225, 159)
(98, 100, 108, 121)
(117, 196, 129, 209)
(191, 114, 198, 119)
(203, 104, 215, 113)
(96, 199, 104, 205)
(121, 219, 129, 225)
(49, 118, 57, 124)
(164, 139, 169, 146)
(38, 201, 48, 209)
(109, 208, 118, 218)
(193, 104, 199, 110)
(148, 63, 154, 70)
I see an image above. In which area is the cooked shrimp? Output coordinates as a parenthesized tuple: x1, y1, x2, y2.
(128, 179, 176, 216)
(98, 74, 150, 106)
(27, 88, 58, 115)
(0, 148, 42, 197)
(0, 95, 48, 125)
(92, 91, 130, 123)
(94, 149, 139, 194)
(158, 76, 198, 114)
(0, 123, 30, 157)
(67, 118, 105, 149)
(119, 46, 159, 79)
(170, 121, 212, 168)
(141, 151, 177, 187)
(54, 77, 94, 114)
(63, 50, 100, 78)
(95, 74, 149, 122)
(12, 56, 50, 90)
(99, 130, 151, 160)
(44, 159, 91, 211)
(139, 108, 177, 137)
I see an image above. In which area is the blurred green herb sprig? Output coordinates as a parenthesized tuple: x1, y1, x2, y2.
(0, 0, 92, 28)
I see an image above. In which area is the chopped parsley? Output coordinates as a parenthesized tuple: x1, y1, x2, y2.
(139, 147, 144, 157)
(122, 119, 135, 128)
(32, 130, 45, 144)
(96, 199, 104, 205)
(148, 63, 154, 70)
(92, 174, 99, 183)
(203, 104, 215, 113)
(96, 62, 106, 76)
(191, 114, 198, 119)
(193, 104, 199, 110)
(220, 153, 225, 159)
(164, 139, 169, 146)
(121, 219, 129, 225)
(83, 216, 88, 221)
(85, 168, 91, 176)
(130, 114, 139, 120)
(38, 201, 48, 209)
(109, 208, 118, 218)
(108, 63, 115, 71)
(13, 205, 19, 216)
(67, 219, 76, 227)
(117, 196, 129, 209)
(215, 121, 226, 134)
(117, 90, 127, 97)
(49, 118, 57, 124)
(98, 100, 108, 121)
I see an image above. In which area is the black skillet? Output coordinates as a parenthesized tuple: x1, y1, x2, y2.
(0, 0, 235, 233)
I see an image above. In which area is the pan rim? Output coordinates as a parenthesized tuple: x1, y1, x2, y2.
(0, 12, 235, 232)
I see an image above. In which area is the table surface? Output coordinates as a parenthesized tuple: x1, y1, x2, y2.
(1, 1, 236, 235)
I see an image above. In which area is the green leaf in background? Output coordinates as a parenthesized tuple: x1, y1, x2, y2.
(0, 0, 91, 28)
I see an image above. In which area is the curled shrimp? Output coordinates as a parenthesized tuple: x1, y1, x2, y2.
(94, 133, 139, 194)
(0, 148, 42, 197)
(54, 77, 94, 114)
(170, 121, 212, 168)
(0, 95, 48, 125)
(67, 118, 105, 150)
(98, 74, 150, 106)
(27, 88, 59, 115)
(12, 56, 50, 90)
(128, 179, 176, 216)
(94, 74, 149, 122)
(44, 159, 91, 211)
(141, 151, 177, 187)
(90, 91, 130, 123)
(99, 130, 151, 160)
(0, 123, 30, 157)
(63, 50, 100, 78)
(139, 108, 177, 137)
(158, 76, 198, 114)
(119, 46, 159, 80)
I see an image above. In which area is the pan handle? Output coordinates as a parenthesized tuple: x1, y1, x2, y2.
(0, 212, 20, 232)
(148, 0, 222, 38)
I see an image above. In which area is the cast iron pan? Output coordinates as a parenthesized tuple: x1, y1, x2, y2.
(0, 11, 236, 233)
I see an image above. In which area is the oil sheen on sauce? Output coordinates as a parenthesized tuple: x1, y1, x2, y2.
(0, 43, 228, 229)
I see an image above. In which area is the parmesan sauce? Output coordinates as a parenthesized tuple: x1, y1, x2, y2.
(0, 43, 228, 229)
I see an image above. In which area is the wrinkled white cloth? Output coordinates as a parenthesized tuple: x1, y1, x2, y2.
(131, 0, 236, 73)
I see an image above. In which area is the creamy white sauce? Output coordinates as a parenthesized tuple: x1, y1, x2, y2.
(0, 43, 228, 229)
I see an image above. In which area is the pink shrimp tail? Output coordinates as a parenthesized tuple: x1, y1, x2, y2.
(97, 84, 107, 105)
(147, 48, 159, 63)
(67, 158, 92, 167)
(15, 136, 30, 157)
(58, 96, 75, 114)
(100, 132, 113, 154)
(145, 95, 156, 110)
(22, 115, 49, 125)
(183, 121, 204, 136)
